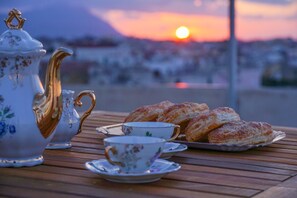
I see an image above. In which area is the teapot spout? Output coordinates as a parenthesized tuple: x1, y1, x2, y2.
(33, 47, 73, 138)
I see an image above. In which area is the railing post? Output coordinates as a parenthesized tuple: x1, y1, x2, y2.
(228, 0, 238, 111)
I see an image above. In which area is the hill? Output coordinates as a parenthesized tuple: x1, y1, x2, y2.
(0, 5, 122, 39)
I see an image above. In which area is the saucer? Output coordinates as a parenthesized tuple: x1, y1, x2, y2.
(46, 142, 72, 149)
(85, 159, 181, 183)
(0, 155, 44, 167)
(161, 142, 188, 159)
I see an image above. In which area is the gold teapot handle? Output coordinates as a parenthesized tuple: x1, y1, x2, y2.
(74, 90, 96, 134)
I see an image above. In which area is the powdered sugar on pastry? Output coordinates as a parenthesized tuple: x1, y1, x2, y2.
(208, 120, 273, 145)
(157, 102, 209, 133)
(185, 107, 240, 142)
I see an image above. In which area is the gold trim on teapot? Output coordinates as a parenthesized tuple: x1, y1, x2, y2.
(4, 8, 26, 30)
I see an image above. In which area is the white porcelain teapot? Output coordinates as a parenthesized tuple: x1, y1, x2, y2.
(0, 9, 72, 167)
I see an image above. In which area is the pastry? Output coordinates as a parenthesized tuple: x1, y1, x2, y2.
(208, 120, 273, 145)
(157, 102, 209, 133)
(185, 107, 240, 142)
(124, 100, 175, 122)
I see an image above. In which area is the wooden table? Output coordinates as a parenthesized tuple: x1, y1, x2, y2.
(1, 111, 297, 198)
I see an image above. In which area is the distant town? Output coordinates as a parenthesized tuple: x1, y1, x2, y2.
(39, 36, 297, 88)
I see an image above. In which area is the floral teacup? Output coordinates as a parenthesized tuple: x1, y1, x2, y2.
(104, 136, 166, 174)
(122, 122, 180, 141)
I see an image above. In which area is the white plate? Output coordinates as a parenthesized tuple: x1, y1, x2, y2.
(162, 142, 188, 159)
(85, 159, 181, 183)
(175, 130, 286, 152)
(96, 124, 124, 137)
(97, 124, 286, 152)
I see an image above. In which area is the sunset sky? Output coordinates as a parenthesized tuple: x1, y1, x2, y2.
(1, 0, 296, 41)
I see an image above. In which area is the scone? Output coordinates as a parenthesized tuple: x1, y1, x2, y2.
(185, 107, 240, 142)
(124, 100, 175, 122)
(208, 120, 273, 145)
(157, 102, 209, 133)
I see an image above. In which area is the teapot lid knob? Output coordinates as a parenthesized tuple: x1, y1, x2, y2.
(4, 8, 26, 30)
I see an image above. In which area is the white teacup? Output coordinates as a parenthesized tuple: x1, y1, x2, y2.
(104, 136, 166, 174)
(122, 122, 180, 141)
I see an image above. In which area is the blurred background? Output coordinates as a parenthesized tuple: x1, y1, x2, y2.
(0, 0, 297, 126)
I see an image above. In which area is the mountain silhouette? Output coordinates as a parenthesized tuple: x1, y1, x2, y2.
(0, 5, 122, 39)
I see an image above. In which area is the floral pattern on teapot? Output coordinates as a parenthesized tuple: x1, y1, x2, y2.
(0, 95, 16, 138)
(0, 32, 22, 47)
(0, 57, 9, 78)
(0, 55, 32, 86)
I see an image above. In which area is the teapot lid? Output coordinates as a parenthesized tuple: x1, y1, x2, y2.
(0, 9, 44, 53)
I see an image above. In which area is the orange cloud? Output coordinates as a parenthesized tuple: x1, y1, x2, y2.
(237, 17, 297, 41)
(237, 0, 297, 40)
(237, 0, 297, 19)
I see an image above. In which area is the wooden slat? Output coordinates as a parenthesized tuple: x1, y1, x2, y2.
(18, 165, 259, 197)
(253, 187, 297, 198)
(0, 185, 83, 198)
(0, 169, 236, 198)
(277, 175, 297, 188)
(181, 164, 289, 181)
(0, 176, 157, 198)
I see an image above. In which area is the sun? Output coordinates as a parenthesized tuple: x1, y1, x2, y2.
(175, 26, 190, 40)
